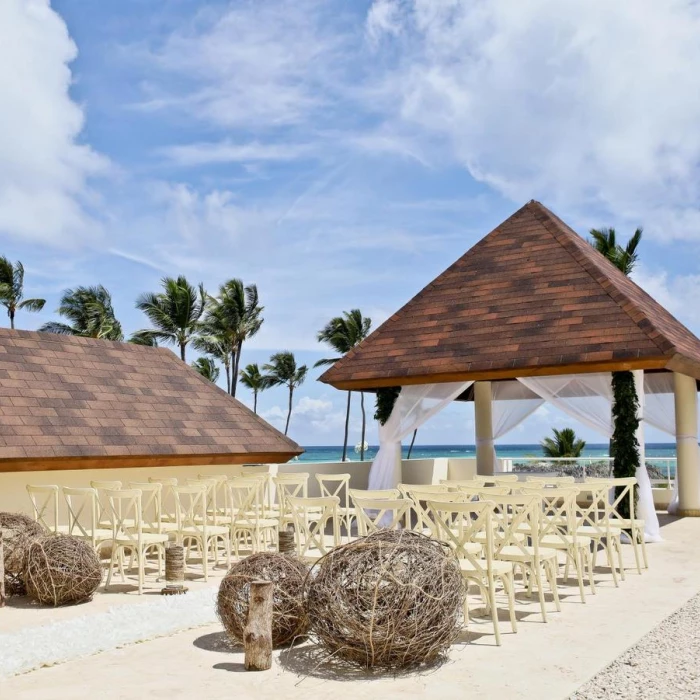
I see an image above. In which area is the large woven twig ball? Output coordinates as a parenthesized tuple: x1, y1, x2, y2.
(305, 529, 465, 669)
(217, 553, 309, 647)
(25, 535, 103, 606)
(0, 512, 46, 596)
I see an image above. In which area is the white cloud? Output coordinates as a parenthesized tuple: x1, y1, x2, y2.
(633, 264, 700, 330)
(161, 140, 314, 167)
(0, 0, 107, 245)
(365, 0, 700, 240)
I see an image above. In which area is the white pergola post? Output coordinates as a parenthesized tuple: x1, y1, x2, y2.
(474, 381, 495, 475)
(673, 372, 700, 516)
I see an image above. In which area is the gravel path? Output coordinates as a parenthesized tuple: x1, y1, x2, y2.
(570, 592, 700, 699)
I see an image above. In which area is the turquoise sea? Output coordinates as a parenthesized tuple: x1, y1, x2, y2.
(295, 443, 678, 474)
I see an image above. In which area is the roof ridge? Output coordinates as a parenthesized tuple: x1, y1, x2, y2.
(527, 201, 673, 357)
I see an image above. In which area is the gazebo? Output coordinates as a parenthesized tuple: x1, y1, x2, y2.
(321, 200, 700, 521)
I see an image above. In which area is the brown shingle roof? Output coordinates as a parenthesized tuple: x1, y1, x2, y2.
(0, 329, 302, 471)
(321, 201, 700, 389)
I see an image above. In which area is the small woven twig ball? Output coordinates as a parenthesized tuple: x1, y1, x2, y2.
(217, 553, 309, 647)
(25, 535, 102, 606)
(305, 529, 465, 669)
(0, 512, 46, 596)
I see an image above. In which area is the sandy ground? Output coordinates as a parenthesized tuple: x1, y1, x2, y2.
(2, 515, 700, 700)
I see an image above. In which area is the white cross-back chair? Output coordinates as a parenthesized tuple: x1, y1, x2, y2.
(63, 487, 113, 552)
(129, 482, 178, 535)
(227, 478, 278, 558)
(91, 480, 124, 528)
(173, 484, 230, 580)
(398, 485, 454, 535)
(274, 473, 310, 528)
(428, 498, 517, 645)
(148, 477, 178, 522)
(490, 494, 561, 622)
(104, 488, 169, 594)
(316, 474, 353, 539)
(586, 476, 647, 573)
(287, 496, 340, 562)
(26, 484, 65, 534)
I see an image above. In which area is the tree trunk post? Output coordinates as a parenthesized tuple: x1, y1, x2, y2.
(360, 392, 366, 460)
(0, 531, 5, 607)
(253, 391, 258, 415)
(285, 387, 293, 435)
(342, 391, 351, 461)
(244, 580, 274, 671)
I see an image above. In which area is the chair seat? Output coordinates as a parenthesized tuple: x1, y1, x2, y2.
(541, 534, 592, 549)
(577, 525, 622, 538)
(74, 528, 113, 541)
(450, 542, 483, 556)
(459, 558, 514, 577)
(233, 518, 279, 529)
(114, 532, 169, 545)
(497, 546, 558, 562)
(610, 518, 644, 529)
(179, 525, 230, 537)
(143, 522, 179, 534)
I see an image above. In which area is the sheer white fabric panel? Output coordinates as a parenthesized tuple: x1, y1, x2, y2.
(491, 382, 545, 471)
(518, 374, 614, 436)
(368, 381, 474, 490)
(634, 371, 661, 542)
(644, 373, 679, 515)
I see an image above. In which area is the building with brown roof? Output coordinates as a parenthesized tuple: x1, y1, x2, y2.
(0, 328, 302, 472)
(321, 201, 700, 516)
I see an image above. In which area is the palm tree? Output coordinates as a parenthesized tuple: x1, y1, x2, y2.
(192, 333, 233, 392)
(541, 428, 586, 458)
(0, 257, 46, 329)
(315, 309, 372, 461)
(262, 351, 308, 436)
(191, 357, 220, 383)
(589, 227, 642, 276)
(128, 333, 158, 347)
(134, 276, 206, 361)
(205, 280, 263, 397)
(239, 363, 266, 414)
(40, 286, 123, 340)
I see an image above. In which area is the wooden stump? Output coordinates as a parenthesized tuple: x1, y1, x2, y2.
(244, 580, 274, 671)
(0, 531, 5, 608)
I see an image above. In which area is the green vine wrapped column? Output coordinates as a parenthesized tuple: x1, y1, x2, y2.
(611, 370, 640, 519)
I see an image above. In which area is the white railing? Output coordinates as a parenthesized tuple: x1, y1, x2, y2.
(510, 456, 676, 489)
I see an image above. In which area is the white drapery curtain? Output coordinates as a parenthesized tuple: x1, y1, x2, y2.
(490, 382, 545, 471)
(518, 372, 661, 542)
(644, 372, 679, 515)
(368, 381, 474, 490)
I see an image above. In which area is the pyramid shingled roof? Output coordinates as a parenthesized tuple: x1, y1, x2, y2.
(321, 201, 700, 389)
(0, 329, 302, 471)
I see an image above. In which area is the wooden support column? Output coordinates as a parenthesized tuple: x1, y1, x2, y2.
(474, 381, 495, 476)
(244, 580, 274, 671)
(674, 372, 700, 516)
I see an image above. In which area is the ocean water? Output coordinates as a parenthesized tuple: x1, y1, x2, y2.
(295, 443, 678, 471)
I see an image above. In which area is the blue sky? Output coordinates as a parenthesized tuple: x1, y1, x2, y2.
(2, 0, 700, 447)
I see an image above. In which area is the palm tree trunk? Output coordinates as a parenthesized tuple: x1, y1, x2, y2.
(230, 349, 236, 395)
(9, 310, 15, 330)
(360, 392, 366, 461)
(253, 390, 258, 415)
(407, 429, 418, 459)
(180, 342, 186, 361)
(285, 386, 293, 436)
(341, 391, 351, 461)
(224, 364, 231, 394)
(230, 341, 243, 397)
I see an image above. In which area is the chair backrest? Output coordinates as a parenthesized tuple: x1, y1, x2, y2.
(586, 476, 637, 524)
(274, 473, 309, 514)
(349, 488, 401, 502)
(519, 486, 579, 546)
(428, 498, 496, 572)
(398, 485, 452, 534)
(287, 496, 340, 556)
(148, 477, 177, 521)
(105, 488, 143, 542)
(352, 496, 410, 535)
(455, 484, 511, 500)
(489, 474, 520, 484)
(526, 475, 576, 485)
(172, 485, 208, 531)
(488, 494, 542, 558)
(315, 474, 351, 509)
(62, 487, 99, 540)
(226, 478, 266, 527)
(91, 481, 123, 525)
(439, 477, 487, 487)
(26, 484, 60, 533)
(186, 478, 219, 524)
(574, 483, 613, 536)
(129, 482, 163, 532)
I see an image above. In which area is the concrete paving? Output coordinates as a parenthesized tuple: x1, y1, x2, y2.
(2, 515, 699, 700)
